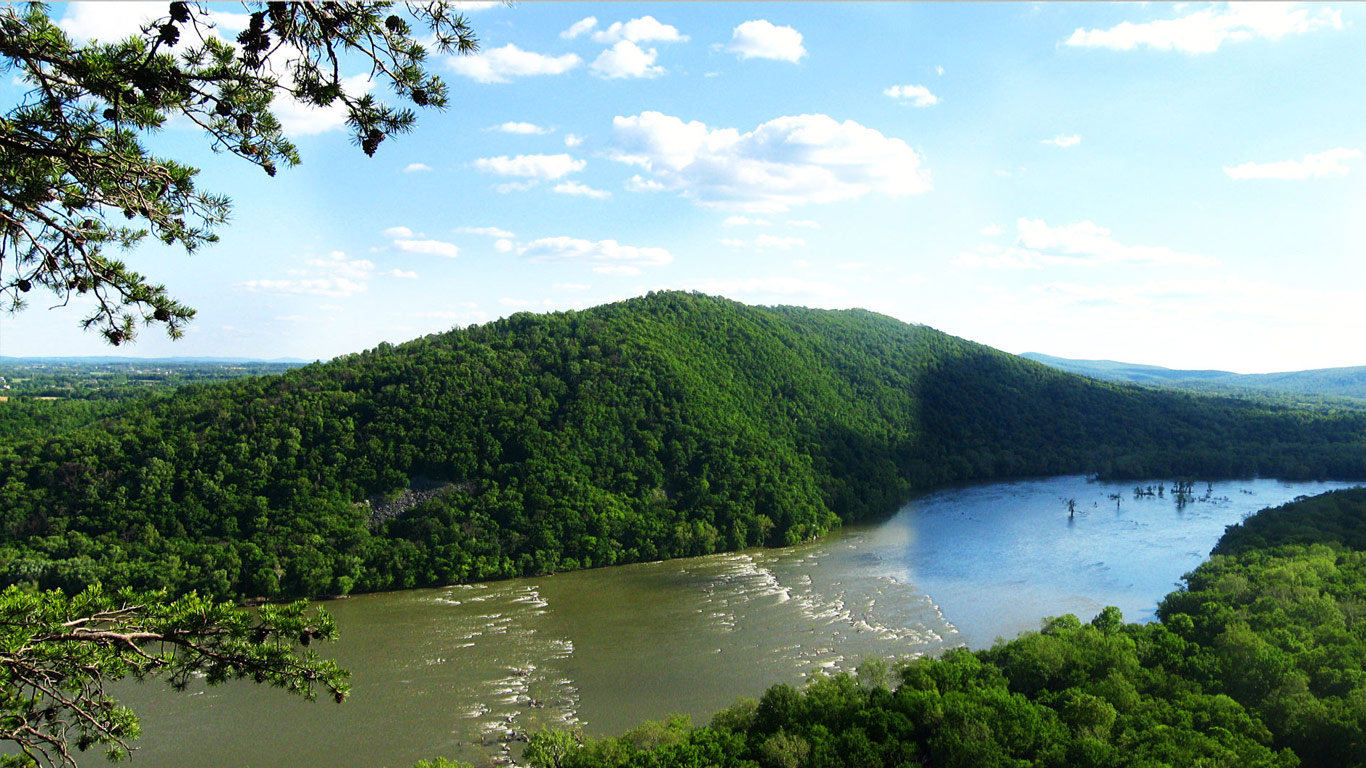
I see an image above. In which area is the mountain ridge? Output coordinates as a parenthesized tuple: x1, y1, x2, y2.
(3, 291, 1365, 600)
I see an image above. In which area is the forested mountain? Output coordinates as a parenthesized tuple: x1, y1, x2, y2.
(1023, 352, 1366, 406)
(4, 291, 1366, 601)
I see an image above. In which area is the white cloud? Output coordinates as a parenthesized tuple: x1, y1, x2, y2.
(955, 218, 1214, 269)
(1042, 134, 1082, 148)
(494, 239, 514, 253)
(611, 111, 931, 212)
(391, 269, 419, 279)
(393, 239, 460, 259)
(936, 65, 945, 75)
(382, 227, 459, 258)
(403, 163, 433, 173)
(57, 2, 205, 43)
(720, 238, 747, 248)
(679, 277, 846, 301)
(1223, 148, 1362, 180)
(448, 44, 582, 83)
(553, 181, 611, 199)
(727, 20, 806, 62)
(474, 154, 586, 179)
(455, 226, 516, 238)
(491, 121, 551, 135)
(561, 17, 598, 39)
(1066, 2, 1343, 54)
(518, 237, 673, 270)
(723, 216, 772, 227)
(592, 16, 688, 44)
(591, 41, 665, 79)
(980, 223, 1003, 236)
(564, 134, 585, 148)
(240, 251, 374, 297)
(755, 234, 806, 250)
(884, 84, 939, 107)
(495, 181, 537, 194)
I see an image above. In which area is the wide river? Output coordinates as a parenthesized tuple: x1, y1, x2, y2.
(120, 476, 1355, 767)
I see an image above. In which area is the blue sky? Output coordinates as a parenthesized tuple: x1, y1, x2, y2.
(6, 1, 1365, 373)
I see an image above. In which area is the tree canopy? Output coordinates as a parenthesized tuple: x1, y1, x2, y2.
(0, 584, 347, 768)
(0, 1, 476, 343)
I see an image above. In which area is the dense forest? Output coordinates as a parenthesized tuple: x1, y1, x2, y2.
(4, 291, 1366, 600)
(517, 488, 1366, 768)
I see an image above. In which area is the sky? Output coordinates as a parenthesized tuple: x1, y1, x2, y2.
(4, 1, 1365, 373)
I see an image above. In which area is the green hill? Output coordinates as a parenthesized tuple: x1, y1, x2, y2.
(3, 291, 1366, 600)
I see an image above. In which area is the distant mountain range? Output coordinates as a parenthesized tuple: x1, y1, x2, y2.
(0, 356, 312, 364)
(1021, 353, 1366, 403)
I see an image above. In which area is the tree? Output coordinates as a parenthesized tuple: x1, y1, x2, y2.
(0, 1, 477, 344)
(0, 583, 349, 768)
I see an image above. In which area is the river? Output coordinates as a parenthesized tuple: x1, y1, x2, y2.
(117, 476, 1356, 767)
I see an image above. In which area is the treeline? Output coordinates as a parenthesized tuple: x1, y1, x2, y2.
(3, 291, 1366, 600)
(520, 488, 1366, 768)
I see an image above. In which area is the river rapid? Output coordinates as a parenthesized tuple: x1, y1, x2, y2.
(118, 476, 1356, 767)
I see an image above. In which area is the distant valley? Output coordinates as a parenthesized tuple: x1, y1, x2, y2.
(1023, 352, 1366, 406)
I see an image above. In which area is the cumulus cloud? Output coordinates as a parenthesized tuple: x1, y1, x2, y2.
(518, 237, 673, 272)
(491, 121, 551, 135)
(591, 41, 665, 79)
(564, 134, 585, 148)
(383, 226, 459, 258)
(553, 181, 611, 198)
(391, 269, 419, 279)
(403, 163, 433, 173)
(474, 154, 586, 179)
(1042, 134, 1081, 148)
(610, 111, 931, 212)
(454, 226, 516, 238)
(448, 44, 582, 83)
(1065, 2, 1343, 54)
(240, 251, 375, 297)
(495, 239, 514, 253)
(885, 84, 939, 107)
(727, 20, 806, 62)
(593, 16, 688, 44)
(1223, 148, 1362, 180)
(393, 239, 460, 258)
(561, 17, 598, 39)
(954, 218, 1214, 269)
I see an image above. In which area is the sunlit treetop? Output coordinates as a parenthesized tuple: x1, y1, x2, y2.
(0, 1, 477, 345)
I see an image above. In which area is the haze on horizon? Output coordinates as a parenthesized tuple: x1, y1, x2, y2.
(4, 1, 1363, 375)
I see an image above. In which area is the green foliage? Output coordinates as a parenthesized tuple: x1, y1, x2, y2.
(4, 292, 1366, 601)
(0, 583, 347, 767)
(0, 2, 476, 342)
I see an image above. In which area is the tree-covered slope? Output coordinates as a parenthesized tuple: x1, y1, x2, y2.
(3, 291, 1366, 600)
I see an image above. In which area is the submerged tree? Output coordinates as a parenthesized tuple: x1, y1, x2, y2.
(0, 584, 348, 768)
(0, 1, 477, 344)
